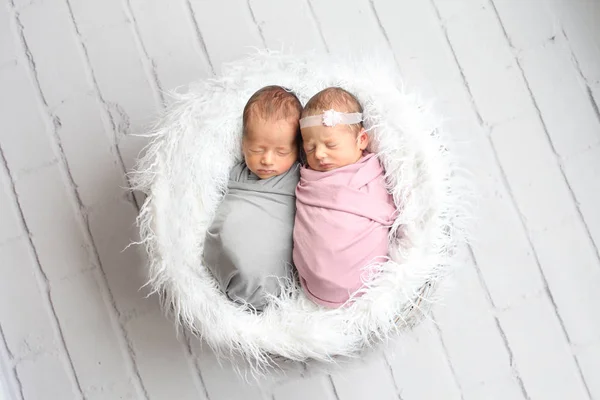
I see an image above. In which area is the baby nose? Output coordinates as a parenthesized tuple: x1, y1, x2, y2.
(315, 146, 327, 160)
(261, 152, 274, 165)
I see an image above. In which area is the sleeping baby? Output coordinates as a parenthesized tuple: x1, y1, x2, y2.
(203, 85, 302, 311)
(293, 87, 397, 308)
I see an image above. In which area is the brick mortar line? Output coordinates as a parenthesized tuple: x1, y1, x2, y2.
(246, 0, 267, 48)
(0, 322, 24, 400)
(189, 341, 225, 400)
(184, 0, 215, 75)
(425, 1, 513, 397)
(368, 0, 402, 73)
(429, 1, 485, 127)
(586, 87, 600, 126)
(54, 0, 211, 391)
(430, 314, 466, 400)
(492, 0, 600, 297)
(486, 2, 595, 397)
(467, 246, 531, 400)
(428, 0, 531, 398)
(382, 353, 405, 400)
(183, 332, 211, 400)
(327, 375, 341, 400)
(121, 0, 166, 109)
(492, 2, 600, 266)
(559, 28, 600, 146)
(368, 2, 467, 397)
(62, 0, 140, 213)
(0, 144, 83, 400)
(119, 1, 214, 395)
(488, 136, 593, 400)
(558, 28, 600, 123)
(52, 5, 176, 392)
(305, 0, 330, 54)
(11, 158, 59, 179)
(431, 0, 591, 395)
(7, 2, 150, 398)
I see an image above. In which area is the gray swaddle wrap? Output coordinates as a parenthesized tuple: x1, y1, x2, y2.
(203, 161, 300, 311)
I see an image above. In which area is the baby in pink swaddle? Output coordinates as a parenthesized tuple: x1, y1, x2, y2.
(293, 87, 397, 308)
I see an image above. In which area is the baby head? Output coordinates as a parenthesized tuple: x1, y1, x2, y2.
(242, 85, 302, 179)
(300, 87, 368, 172)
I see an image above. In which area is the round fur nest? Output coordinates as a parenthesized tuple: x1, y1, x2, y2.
(132, 50, 470, 374)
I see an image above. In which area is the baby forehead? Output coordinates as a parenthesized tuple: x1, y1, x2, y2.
(247, 115, 296, 127)
(244, 126, 297, 146)
(245, 134, 293, 143)
(248, 124, 295, 137)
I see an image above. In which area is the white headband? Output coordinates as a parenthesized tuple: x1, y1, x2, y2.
(299, 109, 363, 129)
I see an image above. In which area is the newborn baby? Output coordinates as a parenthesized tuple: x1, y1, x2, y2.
(204, 85, 302, 311)
(293, 87, 396, 308)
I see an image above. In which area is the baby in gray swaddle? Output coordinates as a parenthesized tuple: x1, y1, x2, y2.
(203, 86, 302, 311)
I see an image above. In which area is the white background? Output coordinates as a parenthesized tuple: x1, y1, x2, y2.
(1, 0, 599, 399)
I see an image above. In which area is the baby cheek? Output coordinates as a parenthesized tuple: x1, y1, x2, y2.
(244, 152, 261, 166)
(282, 153, 296, 167)
(305, 156, 319, 170)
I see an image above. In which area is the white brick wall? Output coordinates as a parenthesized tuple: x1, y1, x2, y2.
(385, 322, 462, 400)
(187, 0, 264, 73)
(1, 0, 599, 399)
(249, 0, 327, 54)
(329, 351, 398, 400)
(434, 256, 526, 400)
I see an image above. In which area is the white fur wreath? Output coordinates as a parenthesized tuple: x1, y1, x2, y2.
(132, 50, 471, 374)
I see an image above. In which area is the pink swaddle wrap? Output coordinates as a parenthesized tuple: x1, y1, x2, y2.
(293, 153, 397, 308)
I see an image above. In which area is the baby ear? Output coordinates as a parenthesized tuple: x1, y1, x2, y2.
(357, 128, 369, 150)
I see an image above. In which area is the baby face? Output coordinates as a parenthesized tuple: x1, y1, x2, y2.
(301, 124, 368, 172)
(243, 117, 299, 179)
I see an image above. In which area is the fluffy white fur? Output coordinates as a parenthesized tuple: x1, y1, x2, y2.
(132, 50, 471, 376)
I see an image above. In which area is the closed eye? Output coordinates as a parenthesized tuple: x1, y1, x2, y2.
(326, 143, 337, 149)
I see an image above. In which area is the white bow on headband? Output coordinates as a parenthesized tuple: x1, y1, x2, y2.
(299, 109, 363, 129)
